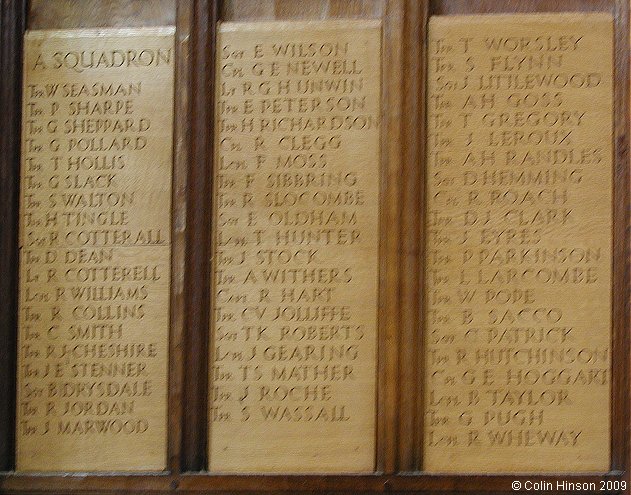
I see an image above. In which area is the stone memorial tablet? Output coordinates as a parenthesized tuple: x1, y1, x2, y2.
(209, 20, 381, 473)
(17, 28, 174, 471)
(424, 14, 613, 472)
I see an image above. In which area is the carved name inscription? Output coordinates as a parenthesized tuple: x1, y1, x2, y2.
(209, 20, 381, 473)
(17, 28, 174, 471)
(424, 14, 613, 472)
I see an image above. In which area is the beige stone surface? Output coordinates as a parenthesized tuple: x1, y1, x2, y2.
(424, 13, 613, 473)
(209, 20, 381, 473)
(17, 27, 174, 472)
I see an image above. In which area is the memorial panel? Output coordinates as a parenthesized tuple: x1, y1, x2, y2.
(424, 13, 613, 472)
(17, 28, 174, 471)
(209, 20, 381, 473)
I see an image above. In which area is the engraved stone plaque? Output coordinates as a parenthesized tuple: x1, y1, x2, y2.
(209, 20, 381, 473)
(17, 28, 174, 471)
(424, 14, 613, 472)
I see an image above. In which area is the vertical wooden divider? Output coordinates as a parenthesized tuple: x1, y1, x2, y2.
(169, 0, 193, 474)
(182, 0, 217, 472)
(398, 0, 428, 473)
(612, 0, 630, 475)
(379, 0, 404, 474)
(0, 0, 26, 473)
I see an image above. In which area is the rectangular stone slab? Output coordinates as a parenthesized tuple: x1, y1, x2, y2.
(17, 27, 174, 472)
(424, 13, 613, 472)
(209, 20, 381, 473)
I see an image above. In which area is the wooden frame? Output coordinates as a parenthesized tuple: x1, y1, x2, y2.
(0, 0, 25, 476)
(0, 0, 628, 493)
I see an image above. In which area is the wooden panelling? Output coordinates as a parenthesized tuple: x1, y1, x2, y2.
(430, 0, 612, 15)
(168, 0, 193, 475)
(611, 0, 630, 475)
(398, 0, 427, 472)
(0, 0, 26, 473)
(28, 0, 175, 29)
(181, 0, 216, 473)
(221, 0, 384, 21)
(0, 472, 625, 494)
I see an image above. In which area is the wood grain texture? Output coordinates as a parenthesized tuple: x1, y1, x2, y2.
(0, 471, 626, 494)
(272, 0, 329, 19)
(622, 0, 631, 481)
(221, 0, 384, 21)
(181, 0, 216, 472)
(329, 0, 384, 18)
(611, 0, 630, 475)
(397, 0, 427, 472)
(28, 0, 175, 29)
(377, 0, 404, 474)
(221, 0, 276, 22)
(430, 0, 613, 15)
(0, 0, 26, 473)
(167, 0, 193, 475)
